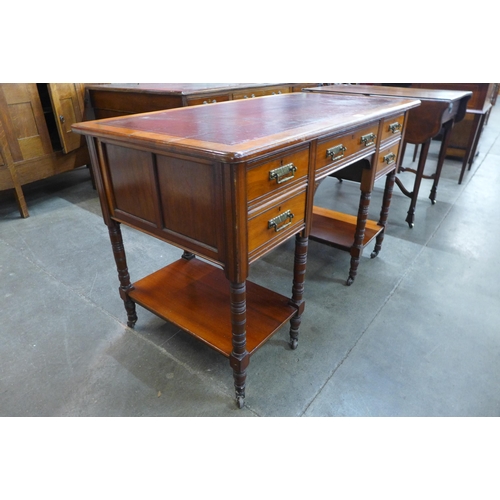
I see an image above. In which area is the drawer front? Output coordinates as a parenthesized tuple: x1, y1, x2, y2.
(380, 114, 405, 143)
(375, 142, 401, 176)
(186, 94, 231, 106)
(315, 123, 379, 171)
(248, 190, 306, 253)
(247, 147, 309, 203)
(232, 86, 290, 100)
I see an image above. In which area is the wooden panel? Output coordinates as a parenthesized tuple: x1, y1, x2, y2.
(0, 83, 52, 161)
(156, 155, 219, 248)
(105, 143, 157, 223)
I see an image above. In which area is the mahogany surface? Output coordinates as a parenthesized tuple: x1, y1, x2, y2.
(72, 92, 419, 408)
(412, 83, 498, 184)
(304, 85, 472, 227)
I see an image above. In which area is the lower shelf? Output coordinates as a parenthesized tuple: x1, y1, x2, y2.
(128, 258, 297, 357)
(309, 206, 383, 250)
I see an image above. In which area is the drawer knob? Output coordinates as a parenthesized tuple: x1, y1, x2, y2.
(360, 133, 376, 147)
(326, 144, 347, 161)
(383, 152, 396, 165)
(269, 163, 298, 184)
(388, 122, 402, 133)
(268, 210, 294, 233)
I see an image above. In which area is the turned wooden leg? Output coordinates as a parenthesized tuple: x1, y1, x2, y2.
(347, 190, 371, 285)
(405, 139, 430, 228)
(429, 120, 453, 204)
(372, 169, 396, 258)
(228, 281, 249, 409)
(108, 220, 137, 328)
(181, 251, 196, 260)
(289, 234, 308, 350)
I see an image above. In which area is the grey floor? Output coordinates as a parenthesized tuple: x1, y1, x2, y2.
(2, 105, 500, 417)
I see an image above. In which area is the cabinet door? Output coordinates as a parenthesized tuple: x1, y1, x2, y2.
(48, 83, 85, 153)
(0, 83, 53, 162)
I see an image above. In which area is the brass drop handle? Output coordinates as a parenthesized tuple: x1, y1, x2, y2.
(59, 115, 65, 124)
(269, 163, 297, 184)
(383, 152, 396, 165)
(326, 144, 347, 161)
(360, 133, 376, 147)
(388, 122, 401, 133)
(203, 99, 217, 104)
(244, 94, 256, 99)
(268, 210, 294, 232)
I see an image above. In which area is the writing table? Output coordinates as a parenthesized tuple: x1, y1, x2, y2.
(412, 83, 497, 184)
(72, 92, 418, 408)
(304, 85, 471, 228)
(85, 83, 317, 119)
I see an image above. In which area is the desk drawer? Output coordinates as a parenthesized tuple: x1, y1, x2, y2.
(232, 86, 290, 100)
(316, 124, 378, 171)
(380, 114, 405, 142)
(248, 190, 306, 253)
(375, 142, 400, 176)
(247, 147, 309, 203)
(186, 94, 231, 106)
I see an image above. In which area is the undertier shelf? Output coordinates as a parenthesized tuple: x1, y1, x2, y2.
(310, 206, 383, 249)
(128, 258, 297, 357)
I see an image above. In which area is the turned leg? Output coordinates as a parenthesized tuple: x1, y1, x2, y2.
(289, 234, 308, 350)
(371, 168, 396, 258)
(108, 220, 137, 328)
(347, 190, 371, 286)
(405, 139, 430, 228)
(181, 251, 196, 260)
(228, 281, 250, 409)
(429, 120, 453, 204)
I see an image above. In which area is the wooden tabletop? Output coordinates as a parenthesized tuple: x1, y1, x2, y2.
(304, 85, 472, 103)
(73, 92, 420, 162)
(85, 83, 292, 95)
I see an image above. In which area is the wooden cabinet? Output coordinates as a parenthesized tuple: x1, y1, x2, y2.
(0, 83, 90, 217)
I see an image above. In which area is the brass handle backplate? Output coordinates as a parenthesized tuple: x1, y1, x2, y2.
(360, 133, 376, 147)
(326, 144, 347, 161)
(388, 122, 401, 133)
(268, 210, 294, 232)
(383, 152, 396, 165)
(269, 163, 297, 184)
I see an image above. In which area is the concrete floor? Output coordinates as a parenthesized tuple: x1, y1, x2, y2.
(2, 104, 500, 417)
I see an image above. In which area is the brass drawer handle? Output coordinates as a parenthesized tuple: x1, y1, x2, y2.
(203, 99, 217, 104)
(244, 94, 256, 99)
(269, 163, 298, 184)
(383, 152, 396, 165)
(326, 144, 347, 161)
(360, 133, 376, 147)
(388, 122, 401, 133)
(268, 210, 294, 232)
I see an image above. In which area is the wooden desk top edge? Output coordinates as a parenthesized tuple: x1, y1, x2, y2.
(304, 85, 472, 103)
(73, 93, 420, 162)
(85, 83, 300, 96)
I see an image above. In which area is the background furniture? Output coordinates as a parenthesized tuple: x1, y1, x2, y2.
(73, 92, 418, 407)
(303, 85, 471, 227)
(85, 83, 318, 119)
(0, 83, 90, 217)
(412, 83, 498, 183)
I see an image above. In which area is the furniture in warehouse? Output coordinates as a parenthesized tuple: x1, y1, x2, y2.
(0, 83, 90, 218)
(72, 92, 418, 407)
(84, 83, 318, 119)
(412, 83, 498, 184)
(303, 85, 471, 228)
